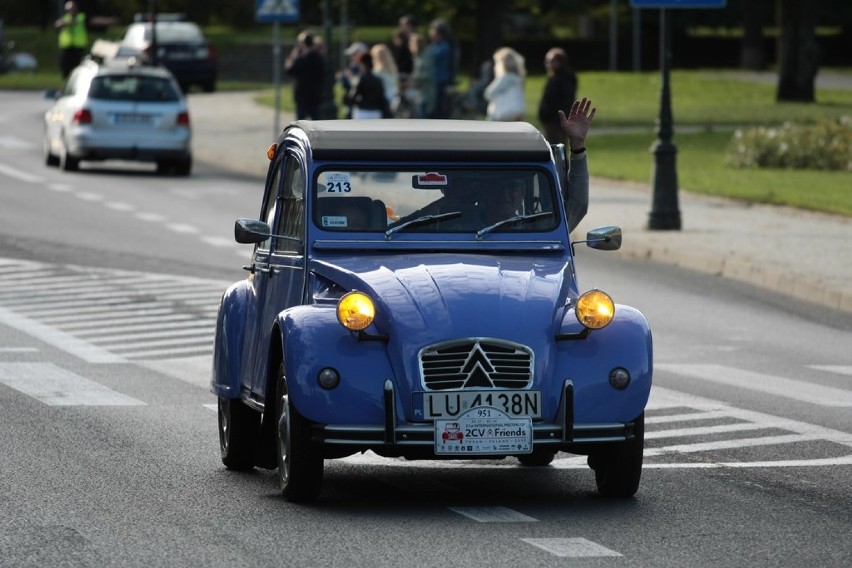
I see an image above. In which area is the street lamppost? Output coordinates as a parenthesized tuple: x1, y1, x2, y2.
(648, 7, 681, 230)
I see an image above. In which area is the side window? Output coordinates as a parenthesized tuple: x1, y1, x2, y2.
(274, 154, 305, 254)
(258, 157, 283, 251)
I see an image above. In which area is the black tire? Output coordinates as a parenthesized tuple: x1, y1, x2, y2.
(175, 156, 192, 177)
(218, 397, 260, 470)
(155, 160, 171, 175)
(517, 448, 556, 467)
(588, 413, 644, 498)
(59, 138, 79, 172)
(276, 360, 324, 502)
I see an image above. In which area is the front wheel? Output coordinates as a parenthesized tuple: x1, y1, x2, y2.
(276, 360, 324, 502)
(588, 413, 644, 498)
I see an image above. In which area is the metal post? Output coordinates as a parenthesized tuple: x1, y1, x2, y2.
(648, 8, 681, 230)
(319, 0, 338, 119)
(609, 0, 618, 71)
(632, 8, 641, 72)
(272, 20, 281, 138)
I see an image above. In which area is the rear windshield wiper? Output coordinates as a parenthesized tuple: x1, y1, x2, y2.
(384, 211, 462, 240)
(475, 212, 553, 240)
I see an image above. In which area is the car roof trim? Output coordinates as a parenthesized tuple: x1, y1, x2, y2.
(288, 119, 552, 162)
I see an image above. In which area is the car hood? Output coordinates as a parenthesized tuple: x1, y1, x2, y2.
(311, 253, 577, 345)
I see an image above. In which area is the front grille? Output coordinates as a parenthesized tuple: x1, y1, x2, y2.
(419, 338, 533, 390)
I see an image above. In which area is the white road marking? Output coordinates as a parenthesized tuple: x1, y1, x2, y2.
(0, 306, 125, 363)
(0, 362, 144, 406)
(656, 363, 852, 407)
(75, 191, 104, 202)
(0, 136, 33, 149)
(136, 212, 167, 222)
(522, 538, 622, 558)
(646, 422, 774, 439)
(0, 162, 44, 183)
(48, 183, 73, 192)
(201, 236, 239, 248)
(449, 507, 537, 523)
(104, 201, 136, 212)
(809, 365, 852, 377)
(168, 223, 200, 234)
(0, 347, 39, 353)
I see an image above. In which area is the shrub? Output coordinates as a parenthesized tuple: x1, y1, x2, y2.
(725, 116, 852, 171)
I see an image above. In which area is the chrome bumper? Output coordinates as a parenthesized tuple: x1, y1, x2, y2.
(314, 380, 637, 449)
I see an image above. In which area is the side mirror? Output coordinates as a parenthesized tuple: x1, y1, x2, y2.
(234, 218, 272, 244)
(574, 225, 622, 251)
(44, 88, 58, 100)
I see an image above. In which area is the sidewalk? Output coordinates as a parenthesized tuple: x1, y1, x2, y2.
(187, 91, 852, 316)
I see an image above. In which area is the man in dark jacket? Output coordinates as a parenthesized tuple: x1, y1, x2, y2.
(343, 52, 391, 119)
(285, 31, 325, 120)
(538, 48, 578, 145)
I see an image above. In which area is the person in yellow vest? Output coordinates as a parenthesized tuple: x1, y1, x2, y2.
(55, 1, 88, 79)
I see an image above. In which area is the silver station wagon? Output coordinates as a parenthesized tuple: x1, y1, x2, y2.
(43, 58, 192, 175)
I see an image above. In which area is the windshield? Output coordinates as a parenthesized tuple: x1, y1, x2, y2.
(314, 168, 559, 234)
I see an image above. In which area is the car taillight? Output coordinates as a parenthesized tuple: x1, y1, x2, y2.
(177, 111, 190, 127)
(73, 109, 92, 124)
(207, 44, 217, 62)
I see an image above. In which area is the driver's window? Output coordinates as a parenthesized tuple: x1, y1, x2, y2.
(258, 157, 283, 251)
(274, 154, 305, 254)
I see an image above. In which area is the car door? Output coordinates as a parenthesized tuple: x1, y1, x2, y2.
(239, 153, 283, 399)
(247, 149, 307, 397)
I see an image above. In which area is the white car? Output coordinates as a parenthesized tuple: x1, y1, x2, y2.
(43, 58, 192, 175)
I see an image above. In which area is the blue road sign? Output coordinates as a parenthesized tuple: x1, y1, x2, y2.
(631, 0, 726, 7)
(256, 0, 300, 23)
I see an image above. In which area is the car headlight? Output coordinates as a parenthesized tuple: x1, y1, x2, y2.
(337, 291, 375, 331)
(575, 289, 615, 330)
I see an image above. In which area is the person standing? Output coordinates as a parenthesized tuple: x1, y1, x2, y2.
(427, 19, 455, 119)
(483, 47, 526, 122)
(370, 43, 399, 116)
(390, 14, 416, 77)
(538, 48, 578, 144)
(343, 52, 391, 119)
(55, 1, 88, 79)
(285, 30, 325, 120)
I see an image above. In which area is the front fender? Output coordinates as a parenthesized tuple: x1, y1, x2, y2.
(278, 305, 394, 425)
(210, 281, 250, 398)
(555, 304, 653, 423)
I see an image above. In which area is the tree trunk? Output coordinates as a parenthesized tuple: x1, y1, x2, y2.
(776, 0, 819, 102)
(740, 0, 768, 70)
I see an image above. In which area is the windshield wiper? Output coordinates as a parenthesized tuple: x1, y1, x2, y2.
(475, 211, 553, 240)
(384, 211, 462, 240)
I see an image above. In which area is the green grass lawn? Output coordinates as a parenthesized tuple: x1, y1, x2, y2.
(3, 25, 850, 216)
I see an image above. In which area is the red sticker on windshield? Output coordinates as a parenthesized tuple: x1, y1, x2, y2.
(417, 172, 448, 186)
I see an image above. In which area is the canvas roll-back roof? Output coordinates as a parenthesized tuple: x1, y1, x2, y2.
(288, 119, 552, 162)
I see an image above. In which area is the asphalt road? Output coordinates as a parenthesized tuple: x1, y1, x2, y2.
(0, 90, 850, 567)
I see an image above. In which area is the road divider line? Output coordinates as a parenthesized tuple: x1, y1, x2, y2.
(522, 538, 622, 558)
(0, 162, 44, 183)
(449, 506, 537, 523)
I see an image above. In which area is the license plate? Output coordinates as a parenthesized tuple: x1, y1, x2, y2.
(435, 406, 532, 455)
(112, 113, 152, 125)
(416, 389, 541, 420)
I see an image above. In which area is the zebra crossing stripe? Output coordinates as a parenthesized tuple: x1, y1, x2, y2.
(0, 362, 144, 406)
(656, 363, 852, 407)
(0, 306, 125, 363)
